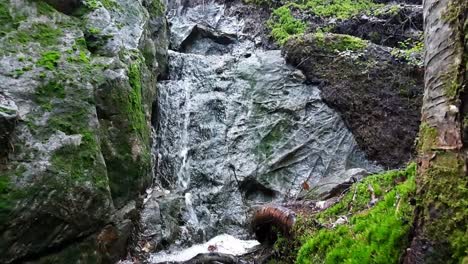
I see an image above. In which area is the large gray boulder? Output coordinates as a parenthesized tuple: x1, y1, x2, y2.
(0, 0, 168, 262)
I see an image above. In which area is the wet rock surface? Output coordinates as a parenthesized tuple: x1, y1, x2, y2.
(283, 34, 424, 168)
(136, 1, 380, 261)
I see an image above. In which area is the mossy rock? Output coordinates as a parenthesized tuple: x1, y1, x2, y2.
(274, 164, 417, 263)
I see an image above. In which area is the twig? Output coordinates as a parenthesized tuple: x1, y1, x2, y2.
(395, 193, 402, 214)
(347, 184, 359, 212)
(367, 184, 378, 208)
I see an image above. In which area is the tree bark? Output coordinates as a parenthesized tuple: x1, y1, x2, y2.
(404, 0, 467, 263)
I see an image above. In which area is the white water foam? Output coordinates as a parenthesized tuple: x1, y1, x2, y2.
(149, 234, 260, 263)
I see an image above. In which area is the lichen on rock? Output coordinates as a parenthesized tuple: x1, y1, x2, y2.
(0, 0, 168, 262)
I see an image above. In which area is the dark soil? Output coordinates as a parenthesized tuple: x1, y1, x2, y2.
(283, 35, 424, 168)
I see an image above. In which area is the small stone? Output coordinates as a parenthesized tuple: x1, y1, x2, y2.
(448, 105, 459, 115)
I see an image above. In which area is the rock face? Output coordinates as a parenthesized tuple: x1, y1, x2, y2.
(0, 93, 18, 163)
(135, 2, 380, 260)
(0, 0, 168, 262)
(283, 33, 424, 168)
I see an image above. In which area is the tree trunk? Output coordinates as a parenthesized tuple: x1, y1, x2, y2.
(404, 0, 467, 263)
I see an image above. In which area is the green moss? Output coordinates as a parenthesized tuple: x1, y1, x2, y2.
(294, 164, 417, 264)
(82, 0, 120, 10)
(0, 106, 16, 115)
(265, 0, 380, 45)
(127, 61, 150, 141)
(443, 64, 462, 99)
(88, 27, 101, 35)
(418, 122, 437, 153)
(67, 51, 90, 64)
(420, 152, 468, 262)
(0, 165, 27, 225)
(373, 4, 401, 17)
(51, 131, 108, 189)
(100, 0, 120, 10)
(315, 32, 368, 52)
(37, 51, 61, 70)
(15, 23, 62, 46)
(391, 37, 424, 66)
(303, 0, 379, 19)
(443, 0, 467, 24)
(93, 54, 152, 205)
(268, 5, 306, 45)
(35, 80, 65, 110)
(0, 1, 14, 37)
(35, 0, 57, 15)
(148, 0, 164, 16)
(83, 0, 101, 10)
(0, 175, 14, 222)
(256, 120, 290, 157)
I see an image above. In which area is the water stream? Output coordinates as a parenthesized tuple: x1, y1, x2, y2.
(140, 1, 380, 262)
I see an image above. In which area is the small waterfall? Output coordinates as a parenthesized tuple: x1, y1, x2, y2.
(139, 1, 381, 262)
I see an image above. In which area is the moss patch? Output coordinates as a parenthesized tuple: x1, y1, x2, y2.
(35, 80, 65, 110)
(148, 0, 164, 16)
(419, 152, 468, 262)
(51, 131, 108, 189)
(16, 23, 62, 46)
(267, 5, 306, 45)
(0, 166, 27, 227)
(303, 0, 379, 19)
(274, 164, 417, 263)
(0, 2, 14, 37)
(37, 51, 61, 70)
(314, 32, 368, 52)
(417, 122, 437, 153)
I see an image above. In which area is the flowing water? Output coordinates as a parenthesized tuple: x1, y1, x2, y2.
(140, 1, 380, 261)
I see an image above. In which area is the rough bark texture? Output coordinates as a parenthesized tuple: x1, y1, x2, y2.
(404, 0, 467, 262)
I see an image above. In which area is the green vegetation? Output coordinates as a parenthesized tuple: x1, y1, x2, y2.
(0, 166, 27, 226)
(35, 80, 65, 110)
(391, 38, 424, 66)
(0, 175, 14, 223)
(127, 61, 150, 141)
(249, 0, 379, 19)
(419, 153, 468, 262)
(37, 51, 61, 70)
(15, 23, 62, 46)
(314, 32, 368, 51)
(250, 0, 382, 45)
(372, 4, 401, 17)
(35, 0, 57, 15)
(268, 5, 306, 45)
(302, 0, 378, 19)
(83, 0, 120, 11)
(274, 164, 417, 264)
(0, 1, 14, 37)
(51, 130, 108, 189)
(417, 122, 437, 153)
(148, 0, 165, 16)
